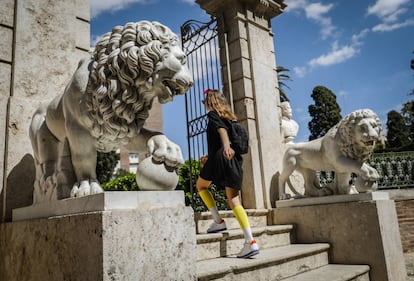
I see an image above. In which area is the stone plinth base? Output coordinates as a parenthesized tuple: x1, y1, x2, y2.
(275, 191, 390, 208)
(273, 192, 406, 281)
(12, 190, 185, 221)
(0, 191, 196, 281)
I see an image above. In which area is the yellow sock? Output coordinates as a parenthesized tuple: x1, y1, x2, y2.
(199, 189, 216, 210)
(233, 205, 250, 229)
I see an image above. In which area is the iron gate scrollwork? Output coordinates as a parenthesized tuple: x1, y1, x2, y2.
(181, 17, 222, 207)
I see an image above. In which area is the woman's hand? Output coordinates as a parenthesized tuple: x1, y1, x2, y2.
(200, 155, 208, 164)
(223, 146, 235, 160)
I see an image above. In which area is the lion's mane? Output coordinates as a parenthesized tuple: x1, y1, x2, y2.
(327, 109, 381, 162)
(84, 21, 179, 151)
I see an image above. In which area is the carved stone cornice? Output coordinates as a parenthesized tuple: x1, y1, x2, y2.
(196, 0, 286, 19)
(242, 0, 286, 18)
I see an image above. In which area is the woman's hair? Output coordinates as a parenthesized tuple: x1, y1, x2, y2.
(204, 90, 237, 121)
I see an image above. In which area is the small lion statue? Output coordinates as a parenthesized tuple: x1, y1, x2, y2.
(278, 109, 382, 199)
(29, 21, 193, 203)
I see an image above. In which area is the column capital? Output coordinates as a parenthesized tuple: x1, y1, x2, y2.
(196, 0, 286, 19)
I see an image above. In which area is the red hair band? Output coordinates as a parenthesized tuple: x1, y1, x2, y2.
(203, 88, 212, 95)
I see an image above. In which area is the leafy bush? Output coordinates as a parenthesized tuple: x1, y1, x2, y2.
(177, 159, 228, 211)
(112, 168, 131, 178)
(102, 172, 138, 191)
(186, 184, 229, 212)
(176, 159, 202, 192)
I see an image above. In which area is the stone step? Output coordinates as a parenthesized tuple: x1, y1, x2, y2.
(195, 209, 269, 233)
(197, 225, 293, 261)
(197, 243, 330, 281)
(282, 264, 370, 281)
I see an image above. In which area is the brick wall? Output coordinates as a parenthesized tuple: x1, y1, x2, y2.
(396, 200, 414, 253)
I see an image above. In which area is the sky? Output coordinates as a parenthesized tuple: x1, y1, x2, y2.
(89, 0, 414, 159)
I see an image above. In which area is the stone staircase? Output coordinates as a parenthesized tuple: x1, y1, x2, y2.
(195, 209, 370, 281)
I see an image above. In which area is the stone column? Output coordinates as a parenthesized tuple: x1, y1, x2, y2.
(196, 0, 286, 209)
(0, 0, 90, 221)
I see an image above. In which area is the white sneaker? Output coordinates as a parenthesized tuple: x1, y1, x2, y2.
(237, 240, 259, 258)
(207, 220, 227, 233)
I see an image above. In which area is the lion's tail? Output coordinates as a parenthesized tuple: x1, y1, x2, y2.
(29, 105, 48, 161)
(286, 177, 302, 195)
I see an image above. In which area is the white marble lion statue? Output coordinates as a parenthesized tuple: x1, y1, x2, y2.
(29, 21, 193, 203)
(278, 109, 382, 199)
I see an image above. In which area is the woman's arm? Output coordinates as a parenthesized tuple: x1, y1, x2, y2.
(218, 127, 235, 160)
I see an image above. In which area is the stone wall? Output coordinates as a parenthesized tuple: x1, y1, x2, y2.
(0, 0, 90, 221)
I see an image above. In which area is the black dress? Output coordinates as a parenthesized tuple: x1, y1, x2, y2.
(199, 111, 243, 190)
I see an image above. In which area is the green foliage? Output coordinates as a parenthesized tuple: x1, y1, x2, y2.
(112, 168, 130, 179)
(402, 101, 414, 141)
(177, 159, 229, 212)
(186, 185, 229, 213)
(276, 66, 292, 102)
(396, 143, 414, 152)
(403, 101, 414, 115)
(96, 151, 120, 184)
(383, 53, 414, 152)
(386, 110, 411, 149)
(373, 140, 387, 153)
(384, 102, 414, 152)
(308, 86, 342, 141)
(411, 51, 414, 71)
(176, 159, 202, 193)
(102, 172, 138, 191)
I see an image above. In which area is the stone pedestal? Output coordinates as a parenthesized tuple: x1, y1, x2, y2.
(0, 191, 196, 281)
(273, 192, 407, 281)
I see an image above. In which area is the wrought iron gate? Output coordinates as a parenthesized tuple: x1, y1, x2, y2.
(180, 17, 221, 204)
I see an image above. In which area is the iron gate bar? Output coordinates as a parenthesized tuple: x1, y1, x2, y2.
(181, 17, 221, 209)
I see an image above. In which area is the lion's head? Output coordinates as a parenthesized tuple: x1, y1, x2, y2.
(330, 109, 382, 162)
(83, 21, 193, 150)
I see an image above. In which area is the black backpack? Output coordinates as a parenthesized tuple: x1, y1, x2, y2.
(228, 121, 249, 155)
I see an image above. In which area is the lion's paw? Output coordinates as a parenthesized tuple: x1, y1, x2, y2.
(70, 181, 89, 197)
(147, 135, 184, 168)
(90, 181, 104, 194)
(70, 185, 78, 198)
(70, 180, 104, 198)
(361, 164, 380, 181)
